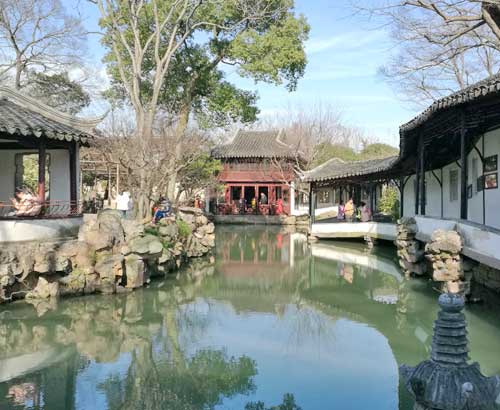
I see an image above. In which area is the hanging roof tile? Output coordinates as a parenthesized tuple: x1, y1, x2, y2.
(303, 156, 399, 183)
(400, 73, 500, 134)
(0, 87, 105, 145)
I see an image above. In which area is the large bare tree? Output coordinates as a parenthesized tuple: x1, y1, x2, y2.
(360, 1, 500, 105)
(0, 0, 86, 89)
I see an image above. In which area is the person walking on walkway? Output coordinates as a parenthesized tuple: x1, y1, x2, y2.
(345, 198, 355, 222)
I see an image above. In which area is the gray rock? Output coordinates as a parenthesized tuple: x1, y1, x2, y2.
(58, 271, 86, 296)
(158, 224, 178, 240)
(94, 254, 124, 281)
(124, 254, 145, 288)
(428, 230, 463, 254)
(128, 234, 163, 257)
(122, 219, 145, 240)
(26, 277, 59, 299)
(97, 209, 125, 245)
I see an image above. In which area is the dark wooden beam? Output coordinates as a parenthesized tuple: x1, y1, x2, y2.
(431, 170, 442, 187)
(38, 137, 46, 202)
(400, 176, 404, 217)
(419, 133, 426, 216)
(415, 136, 421, 216)
(69, 142, 78, 211)
(460, 113, 468, 220)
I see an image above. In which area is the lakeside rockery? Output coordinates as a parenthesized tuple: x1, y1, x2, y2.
(0, 207, 215, 306)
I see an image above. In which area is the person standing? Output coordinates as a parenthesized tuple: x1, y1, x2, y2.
(337, 200, 345, 221)
(260, 192, 268, 205)
(116, 191, 130, 217)
(344, 198, 355, 222)
(360, 201, 372, 222)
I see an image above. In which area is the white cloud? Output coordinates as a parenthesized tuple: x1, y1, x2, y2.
(306, 30, 388, 55)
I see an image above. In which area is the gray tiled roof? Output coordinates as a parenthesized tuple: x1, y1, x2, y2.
(212, 129, 298, 159)
(0, 87, 103, 144)
(303, 156, 399, 182)
(400, 73, 500, 133)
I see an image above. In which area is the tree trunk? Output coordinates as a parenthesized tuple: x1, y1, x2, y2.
(15, 58, 22, 90)
(166, 105, 190, 201)
(135, 110, 153, 220)
(482, 2, 500, 41)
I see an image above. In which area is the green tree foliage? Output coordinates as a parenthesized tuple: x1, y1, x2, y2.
(378, 186, 400, 220)
(177, 154, 222, 199)
(359, 143, 399, 160)
(24, 71, 91, 114)
(312, 142, 399, 167)
(100, 0, 309, 131)
(176, 219, 192, 239)
(312, 143, 358, 166)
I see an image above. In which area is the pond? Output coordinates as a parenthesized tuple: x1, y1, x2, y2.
(1, 225, 500, 410)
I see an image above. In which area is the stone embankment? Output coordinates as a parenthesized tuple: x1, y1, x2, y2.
(424, 230, 471, 294)
(0, 207, 215, 304)
(395, 217, 426, 277)
(395, 219, 497, 298)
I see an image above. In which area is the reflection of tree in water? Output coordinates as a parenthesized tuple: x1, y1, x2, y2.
(97, 263, 259, 410)
(245, 393, 302, 410)
(99, 339, 256, 410)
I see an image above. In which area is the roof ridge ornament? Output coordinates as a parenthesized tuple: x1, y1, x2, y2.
(0, 86, 107, 134)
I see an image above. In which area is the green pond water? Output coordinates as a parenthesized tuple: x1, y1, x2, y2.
(2, 226, 500, 410)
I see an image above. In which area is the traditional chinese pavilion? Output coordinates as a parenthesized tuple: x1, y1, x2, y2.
(0, 86, 102, 242)
(211, 129, 301, 216)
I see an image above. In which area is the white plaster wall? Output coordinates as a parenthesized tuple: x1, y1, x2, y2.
(467, 136, 484, 225)
(49, 150, 70, 201)
(441, 162, 461, 219)
(0, 150, 16, 201)
(424, 169, 443, 218)
(0, 149, 71, 202)
(483, 129, 500, 229)
(403, 174, 416, 217)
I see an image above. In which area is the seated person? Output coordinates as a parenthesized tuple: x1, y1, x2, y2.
(152, 197, 172, 224)
(10, 187, 42, 217)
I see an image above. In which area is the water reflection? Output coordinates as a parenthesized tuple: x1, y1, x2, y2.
(1, 226, 500, 409)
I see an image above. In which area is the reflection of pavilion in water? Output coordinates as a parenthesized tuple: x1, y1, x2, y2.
(216, 227, 309, 277)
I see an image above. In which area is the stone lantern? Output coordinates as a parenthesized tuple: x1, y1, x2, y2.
(400, 293, 500, 410)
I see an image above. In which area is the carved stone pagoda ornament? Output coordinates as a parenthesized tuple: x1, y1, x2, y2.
(400, 293, 500, 410)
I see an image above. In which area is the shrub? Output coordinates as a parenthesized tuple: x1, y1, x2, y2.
(144, 225, 159, 236)
(176, 219, 192, 238)
(378, 186, 400, 221)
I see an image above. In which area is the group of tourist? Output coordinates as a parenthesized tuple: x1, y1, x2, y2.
(237, 192, 284, 215)
(336, 198, 372, 222)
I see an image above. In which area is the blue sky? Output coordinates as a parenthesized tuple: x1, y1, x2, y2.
(73, 0, 417, 147)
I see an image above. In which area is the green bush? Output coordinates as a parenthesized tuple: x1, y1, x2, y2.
(144, 225, 159, 236)
(176, 219, 192, 238)
(378, 186, 400, 221)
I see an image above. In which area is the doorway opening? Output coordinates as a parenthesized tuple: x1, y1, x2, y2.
(244, 186, 256, 206)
